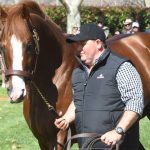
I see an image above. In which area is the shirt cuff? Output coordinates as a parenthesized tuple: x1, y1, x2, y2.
(124, 100, 144, 117)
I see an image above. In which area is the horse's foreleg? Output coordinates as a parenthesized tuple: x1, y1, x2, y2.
(139, 141, 145, 150)
(38, 139, 56, 150)
(57, 130, 68, 150)
(38, 141, 49, 150)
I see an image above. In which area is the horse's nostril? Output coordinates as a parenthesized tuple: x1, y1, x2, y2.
(7, 88, 10, 92)
(10, 99, 15, 104)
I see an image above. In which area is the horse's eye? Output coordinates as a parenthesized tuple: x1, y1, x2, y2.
(26, 43, 34, 53)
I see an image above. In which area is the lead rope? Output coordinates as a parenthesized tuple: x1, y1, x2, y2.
(32, 29, 40, 74)
(31, 81, 58, 114)
(31, 81, 65, 149)
(25, 16, 40, 75)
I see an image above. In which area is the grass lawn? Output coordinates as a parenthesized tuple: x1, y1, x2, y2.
(0, 87, 150, 150)
(0, 87, 7, 97)
(0, 101, 39, 150)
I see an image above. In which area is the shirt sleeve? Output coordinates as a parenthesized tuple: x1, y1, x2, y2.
(116, 62, 144, 116)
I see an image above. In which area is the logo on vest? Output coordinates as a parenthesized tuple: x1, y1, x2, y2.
(97, 74, 104, 79)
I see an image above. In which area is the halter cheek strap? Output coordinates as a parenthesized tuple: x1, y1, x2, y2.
(26, 16, 40, 75)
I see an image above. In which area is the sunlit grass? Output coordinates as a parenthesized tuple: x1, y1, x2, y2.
(0, 87, 7, 97)
(0, 101, 39, 150)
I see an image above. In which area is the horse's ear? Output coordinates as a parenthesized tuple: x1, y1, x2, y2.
(0, 7, 7, 38)
(22, 4, 30, 19)
(0, 7, 7, 22)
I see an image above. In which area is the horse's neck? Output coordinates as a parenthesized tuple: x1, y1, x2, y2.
(53, 44, 77, 113)
(53, 43, 77, 87)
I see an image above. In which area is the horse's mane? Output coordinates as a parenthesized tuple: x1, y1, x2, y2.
(2, 1, 45, 42)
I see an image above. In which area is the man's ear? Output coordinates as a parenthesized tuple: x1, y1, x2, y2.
(96, 39, 103, 51)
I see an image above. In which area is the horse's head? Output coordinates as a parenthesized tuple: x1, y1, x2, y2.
(0, 4, 42, 103)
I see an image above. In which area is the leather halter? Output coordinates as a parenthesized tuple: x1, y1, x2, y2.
(1, 16, 40, 79)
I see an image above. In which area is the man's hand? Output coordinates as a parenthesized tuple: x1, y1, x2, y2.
(54, 101, 76, 130)
(100, 130, 123, 146)
(54, 117, 69, 131)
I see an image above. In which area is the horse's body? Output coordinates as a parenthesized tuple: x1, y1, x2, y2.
(0, 1, 150, 150)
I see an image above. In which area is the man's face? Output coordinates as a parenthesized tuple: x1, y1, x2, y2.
(76, 40, 101, 67)
(132, 27, 139, 33)
(125, 23, 132, 30)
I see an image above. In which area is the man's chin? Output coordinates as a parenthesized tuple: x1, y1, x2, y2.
(80, 57, 86, 62)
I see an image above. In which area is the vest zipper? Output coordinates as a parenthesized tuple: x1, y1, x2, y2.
(82, 70, 88, 134)
(81, 65, 97, 134)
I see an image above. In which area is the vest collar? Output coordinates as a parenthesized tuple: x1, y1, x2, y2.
(75, 48, 110, 70)
(95, 48, 110, 65)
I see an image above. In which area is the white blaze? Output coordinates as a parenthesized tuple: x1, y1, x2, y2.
(9, 35, 26, 101)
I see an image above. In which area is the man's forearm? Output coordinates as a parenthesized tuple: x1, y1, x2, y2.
(116, 110, 139, 132)
(63, 101, 76, 123)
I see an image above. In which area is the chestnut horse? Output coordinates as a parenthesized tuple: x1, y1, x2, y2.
(0, 1, 77, 150)
(0, 1, 150, 150)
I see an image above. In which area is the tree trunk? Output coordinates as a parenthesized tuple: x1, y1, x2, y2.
(59, 0, 83, 33)
(14, 0, 21, 3)
(144, 0, 150, 7)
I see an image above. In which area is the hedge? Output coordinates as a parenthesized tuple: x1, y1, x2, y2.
(44, 5, 150, 35)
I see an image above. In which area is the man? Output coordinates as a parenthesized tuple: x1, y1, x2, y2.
(132, 22, 140, 34)
(71, 26, 79, 35)
(55, 23, 144, 150)
(122, 18, 133, 34)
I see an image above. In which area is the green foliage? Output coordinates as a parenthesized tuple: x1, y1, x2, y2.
(41, 5, 150, 35)
(80, 7, 100, 24)
(44, 6, 67, 31)
(1, 5, 150, 34)
(138, 8, 150, 30)
(0, 87, 7, 97)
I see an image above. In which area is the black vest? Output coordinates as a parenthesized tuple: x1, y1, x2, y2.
(72, 49, 140, 149)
